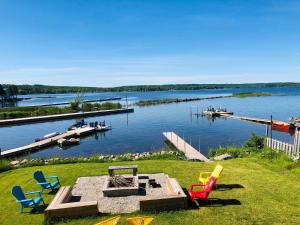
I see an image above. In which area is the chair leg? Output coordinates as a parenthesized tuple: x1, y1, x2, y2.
(191, 197, 195, 203)
(34, 203, 40, 212)
(20, 206, 23, 213)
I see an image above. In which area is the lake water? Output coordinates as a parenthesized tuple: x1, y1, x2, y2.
(0, 87, 300, 158)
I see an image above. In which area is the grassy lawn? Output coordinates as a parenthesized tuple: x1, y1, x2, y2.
(1, 159, 300, 225)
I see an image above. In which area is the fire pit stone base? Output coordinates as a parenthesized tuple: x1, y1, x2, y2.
(102, 175, 139, 197)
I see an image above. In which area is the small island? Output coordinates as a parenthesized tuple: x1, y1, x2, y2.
(231, 92, 285, 98)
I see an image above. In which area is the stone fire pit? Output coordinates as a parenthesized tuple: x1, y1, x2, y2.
(72, 165, 187, 213)
(102, 175, 139, 197)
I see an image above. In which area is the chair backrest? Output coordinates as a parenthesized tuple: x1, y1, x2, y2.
(202, 176, 216, 193)
(34, 171, 46, 183)
(211, 165, 223, 179)
(12, 186, 26, 201)
(127, 217, 154, 225)
(95, 215, 121, 225)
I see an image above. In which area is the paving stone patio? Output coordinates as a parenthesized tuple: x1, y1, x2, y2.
(72, 173, 187, 213)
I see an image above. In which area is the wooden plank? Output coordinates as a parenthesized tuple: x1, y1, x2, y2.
(222, 114, 290, 126)
(163, 132, 209, 162)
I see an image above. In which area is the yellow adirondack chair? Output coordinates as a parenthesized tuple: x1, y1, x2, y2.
(199, 164, 223, 185)
(94, 215, 121, 225)
(126, 216, 154, 225)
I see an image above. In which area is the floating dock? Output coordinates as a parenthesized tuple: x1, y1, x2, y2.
(1, 126, 96, 158)
(163, 132, 209, 162)
(0, 108, 134, 126)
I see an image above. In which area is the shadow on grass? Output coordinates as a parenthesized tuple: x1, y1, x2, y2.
(215, 184, 244, 191)
(28, 203, 49, 214)
(198, 198, 241, 207)
(47, 188, 60, 195)
(182, 188, 241, 209)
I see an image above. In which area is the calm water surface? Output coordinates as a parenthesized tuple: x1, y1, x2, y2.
(0, 87, 299, 158)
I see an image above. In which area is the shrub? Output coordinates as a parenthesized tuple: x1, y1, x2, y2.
(70, 101, 80, 110)
(209, 134, 266, 159)
(0, 159, 11, 173)
(81, 103, 93, 111)
(209, 146, 248, 158)
(100, 102, 121, 110)
(243, 133, 265, 151)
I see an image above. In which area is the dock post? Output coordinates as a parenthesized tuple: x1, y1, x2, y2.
(198, 136, 201, 153)
(265, 125, 269, 146)
(270, 115, 273, 160)
(183, 133, 186, 153)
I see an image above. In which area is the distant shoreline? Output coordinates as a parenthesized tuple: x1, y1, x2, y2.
(1, 82, 300, 95)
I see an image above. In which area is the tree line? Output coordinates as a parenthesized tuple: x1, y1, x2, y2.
(0, 84, 19, 103)
(1, 82, 300, 95)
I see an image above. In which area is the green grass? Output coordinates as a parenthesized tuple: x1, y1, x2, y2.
(1, 159, 300, 225)
(0, 102, 121, 120)
(232, 92, 285, 98)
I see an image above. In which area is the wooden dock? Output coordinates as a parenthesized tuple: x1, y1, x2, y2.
(163, 132, 209, 162)
(1, 126, 96, 158)
(221, 114, 290, 126)
(0, 108, 134, 126)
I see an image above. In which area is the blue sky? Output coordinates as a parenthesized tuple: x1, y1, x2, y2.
(0, 0, 299, 87)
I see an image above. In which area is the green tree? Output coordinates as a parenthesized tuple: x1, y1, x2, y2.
(7, 85, 14, 99)
(243, 133, 265, 151)
(0, 84, 6, 102)
(81, 103, 93, 111)
(69, 92, 84, 110)
(12, 85, 18, 99)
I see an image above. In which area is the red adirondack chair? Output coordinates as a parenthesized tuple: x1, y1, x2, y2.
(189, 176, 216, 203)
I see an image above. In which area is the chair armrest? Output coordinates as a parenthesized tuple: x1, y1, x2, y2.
(199, 172, 212, 178)
(189, 184, 205, 191)
(47, 176, 59, 182)
(25, 191, 42, 197)
(25, 191, 41, 194)
(17, 198, 33, 203)
(37, 181, 50, 185)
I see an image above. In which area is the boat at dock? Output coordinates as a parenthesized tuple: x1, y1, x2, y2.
(68, 120, 87, 130)
(271, 122, 295, 132)
(202, 106, 233, 117)
(94, 121, 112, 131)
(35, 132, 60, 142)
(57, 138, 80, 147)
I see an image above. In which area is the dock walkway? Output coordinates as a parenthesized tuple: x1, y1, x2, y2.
(1, 126, 96, 158)
(163, 132, 209, 162)
(222, 114, 290, 126)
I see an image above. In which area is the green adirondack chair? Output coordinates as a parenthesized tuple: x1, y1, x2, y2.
(11, 186, 45, 213)
(33, 171, 61, 192)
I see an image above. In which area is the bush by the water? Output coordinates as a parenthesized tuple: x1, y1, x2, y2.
(0, 159, 10, 173)
(209, 133, 265, 158)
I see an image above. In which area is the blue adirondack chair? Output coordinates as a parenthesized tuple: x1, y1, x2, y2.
(33, 171, 61, 192)
(11, 186, 45, 213)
